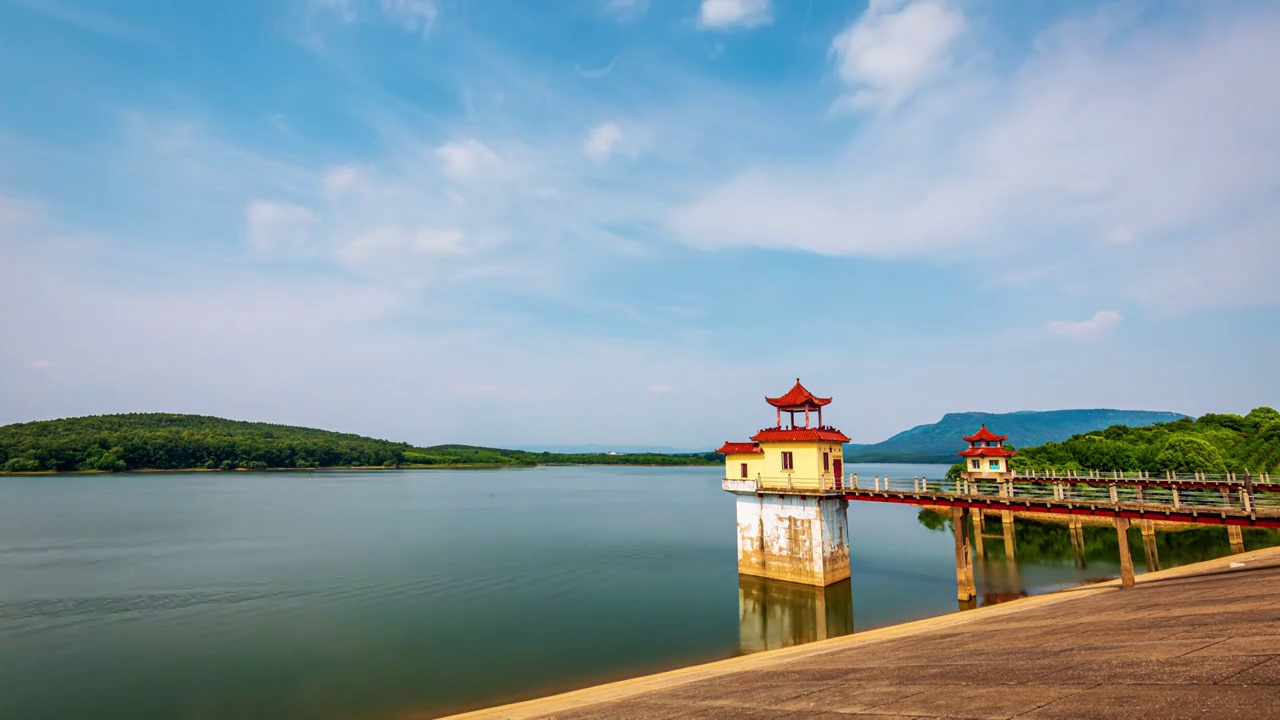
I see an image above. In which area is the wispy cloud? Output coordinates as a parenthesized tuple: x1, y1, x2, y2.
(8, 0, 162, 44)
(583, 122, 624, 163)
(1046, 310, 1122, 342)
(697, 0, 772, 31)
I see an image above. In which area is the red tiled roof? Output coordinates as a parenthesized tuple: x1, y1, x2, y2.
(751, 427, 851, 443)
(717, 442, 762, 455)
(962, 424, 1008, 443)
(765, 378, 832, 409)
(957, 447, 1016, 458)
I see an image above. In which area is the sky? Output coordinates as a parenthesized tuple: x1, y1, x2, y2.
(1, 0, 1278, 450)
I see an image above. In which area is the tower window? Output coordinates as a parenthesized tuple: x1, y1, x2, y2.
(823, 452, 830, 471)
(989, 460, 1001, 470)
(971, 459, 980, 469)
(781, 452, 794, 471)
(740, 463, 748, 478)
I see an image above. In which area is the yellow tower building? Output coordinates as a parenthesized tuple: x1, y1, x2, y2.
(718, 379, 851, 586)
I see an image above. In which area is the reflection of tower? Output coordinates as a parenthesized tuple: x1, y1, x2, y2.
(719, 379, 851, 586)
(738, 575, 854, 654)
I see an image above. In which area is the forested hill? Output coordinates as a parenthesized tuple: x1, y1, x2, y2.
(0, 414, 720, 473)
(1002, 407, 1280, 476)
(847, 409, 1189, 463)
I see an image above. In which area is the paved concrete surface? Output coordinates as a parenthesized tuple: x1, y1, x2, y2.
(442, 547, 1280, 720)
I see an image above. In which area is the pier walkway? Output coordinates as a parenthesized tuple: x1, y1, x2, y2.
(442, 547, 1280, 720)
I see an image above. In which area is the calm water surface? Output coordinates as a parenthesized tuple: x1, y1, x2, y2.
(1, 465, 1275, 719)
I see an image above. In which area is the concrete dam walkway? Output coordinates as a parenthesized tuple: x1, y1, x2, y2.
(441, 547, 1280, 720)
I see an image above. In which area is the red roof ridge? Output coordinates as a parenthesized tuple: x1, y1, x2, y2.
(751, 427, 851, 443)
(765, 378, 832, 409)
(962, 424, 1008, 443)
(717, 441, 763, 455)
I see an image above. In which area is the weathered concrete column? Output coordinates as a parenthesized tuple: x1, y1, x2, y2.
(1228, 525, 1245, 555)
(1069, 517, 1086, 569)
(1115, 517, 1135, 589)
(730, 490, 851, 586)
(971, 509, 984, 559)
(952, 507, 976, 601)
(1140, 520, 1159, 572)
(1001, 510, 1017, 560)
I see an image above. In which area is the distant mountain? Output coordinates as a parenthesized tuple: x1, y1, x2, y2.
(846, 409, 1190, 463)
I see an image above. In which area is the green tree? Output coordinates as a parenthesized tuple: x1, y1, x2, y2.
(1155, 435, 1228, 475)
(1245, 407, 1280, 429)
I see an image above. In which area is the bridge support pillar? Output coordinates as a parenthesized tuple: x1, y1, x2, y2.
(1140, 520, 1159, 572)
(952, 507, 976, 602)
(971, 510, 984, 559)
(1001, 511, 1016, 560)
(731, 492, 850, 586)
(1115, 517, 1135, 589)
(1228, 525, 1245, 555)
(1068, 517, 1087, 568)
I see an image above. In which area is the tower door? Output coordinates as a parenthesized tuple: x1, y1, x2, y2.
(833, 459, 843, 490)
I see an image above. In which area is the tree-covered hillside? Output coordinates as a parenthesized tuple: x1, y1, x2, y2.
(847, 409, 1189, 463)
(0, 414, 720, 473)
(946, 407, 1280, 478)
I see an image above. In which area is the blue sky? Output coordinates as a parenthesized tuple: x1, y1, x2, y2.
(2, 0, 1278, 449)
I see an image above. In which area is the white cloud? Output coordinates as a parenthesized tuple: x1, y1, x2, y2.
(378, 0, 436, 35)
(698, 0, 772, 30)
(322, 164, 364, 200)
(649, 384, 676, 394)
(1046, 310, 1122, 342)
(1103, 226, 1136, 245)
(437, 139, 506, 184)
(28, 359, 54, 370)
(675, 4, 1280, 311)
(336, 225, 466, 265)
(244, 201, 315, 253)
(830, 0, 966, 111)
(583, 122, 624, 163)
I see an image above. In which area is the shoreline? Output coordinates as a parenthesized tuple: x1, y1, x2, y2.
(0, 462, 723, 477)
(429, 546, 1280, 719)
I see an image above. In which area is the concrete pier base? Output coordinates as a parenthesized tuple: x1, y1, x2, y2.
(732, 492, 850, 586)
(1141, 519, 1159, 571)
(952, 507, 976, 602)
(1115, 517, 1135, 589)
(1228, 525, 1245, 554)
(970, 510, 984, 559)
(1000, 510, 1017, 560)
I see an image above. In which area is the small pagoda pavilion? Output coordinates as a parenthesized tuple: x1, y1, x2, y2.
(957, 424, 1015, 479)
(717, 379, 851, 491)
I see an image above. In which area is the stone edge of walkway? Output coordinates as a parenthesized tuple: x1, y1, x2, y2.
(432, 546, 1280, 720)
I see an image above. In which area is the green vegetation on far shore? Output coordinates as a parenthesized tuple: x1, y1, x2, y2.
(945, 407, 1280, 479)
(0, 414, 721, 474)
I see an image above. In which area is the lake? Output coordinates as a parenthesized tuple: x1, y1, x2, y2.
(1, 464, 1275, 719)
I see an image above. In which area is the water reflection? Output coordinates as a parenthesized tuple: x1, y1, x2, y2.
(738, 575, 854, 653)
(917, 508, 1280, 606)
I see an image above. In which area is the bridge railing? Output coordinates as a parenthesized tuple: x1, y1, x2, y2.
(851, 474, 1280, 514)
(1012, 469, 1275, 485)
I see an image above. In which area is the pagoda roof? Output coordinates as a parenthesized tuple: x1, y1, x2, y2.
(751, 427, 850, 443)
(962, 424, 1008, 443)
(717, 442, 763, 455)
(766, 379, 832, 410)
(957, 446, 1016, 458)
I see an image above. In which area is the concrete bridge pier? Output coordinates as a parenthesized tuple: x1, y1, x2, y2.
(1068, 517, 1087, 568)
(1115, 517, 1135, 589)
(971, 510, 984, 559)
(731, 492, 851, 586)
(1228, 525, 1246, 554)
(1141, 520, 1159, 572)
(951, 507, 976, 602)
(1000, 511, 1017, 559)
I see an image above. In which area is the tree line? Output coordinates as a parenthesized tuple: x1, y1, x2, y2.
(947, 407, 1280, 479)
(0, 414, 721, 473)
